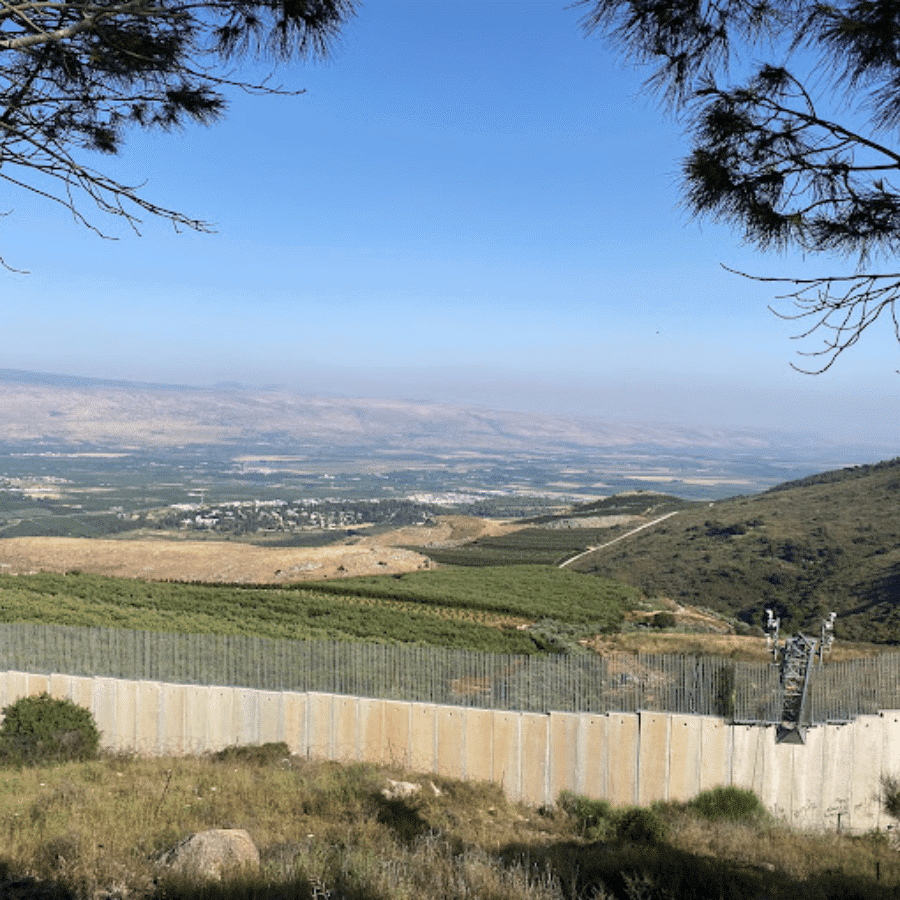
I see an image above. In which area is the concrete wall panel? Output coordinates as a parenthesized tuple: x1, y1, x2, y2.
(880, 711, 900, 776)
(579, 714, 608, 800)
(357, 698, 385, 763)
(92, 678, 119, 752)
(282, 692, 307, 755)
(791, 726, 825, 830)
(436, 706, 465, 780)
(638, 713, 671, 805)
(730, 725, 764, 796)
(234, 689, 259, 747)
(699, 717, 731, 793)
(69, 676, 94, 720)
(335, 695, 358, 762)
(549, 713, 580, 802)
(5, 672, 28, 707)
(27, 674, 50, 696)
(492, 711, 520, 801)
(114, 679, 138, 752)
(820, 722, 852, 831)
(383, 700, 411, 768)
(606, 713, 638, 806)
(183, 685, 210, 754)
(207, 686, 234, 752)
(259, 691, 284, 746)
(409, 703, 436, 772)
(850, 716, 883, 832)
(307, 693, 334, 760)
(49, 673, 73, 701)
(520, 713, 549, 806)
(161, 683, 186, 755)
(668, 715, 701, 802)
(767, 738, 795, 823)
(136, 681, 161, 755)
(734, 725, 791, 822)
(463, 708, 493, 783)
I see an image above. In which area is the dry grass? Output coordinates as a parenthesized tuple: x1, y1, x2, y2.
(670, 813, 900, 884)
(0, 516, 524, 586)
(1, 752, 900, 900)
(0, 536, 435, 583)
(584, 631, 884, 662)
(0, 752, 572, 899)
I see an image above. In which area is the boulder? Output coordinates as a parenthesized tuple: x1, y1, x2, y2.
(156, 829, 259, 882)
(381, 779, 421, 800)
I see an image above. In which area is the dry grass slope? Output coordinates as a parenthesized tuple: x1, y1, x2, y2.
(0, 750, 898, 900)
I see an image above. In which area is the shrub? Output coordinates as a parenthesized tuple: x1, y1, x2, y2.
(0, 693, 100, 765)
(212, 742, 291, 766)
(650, 611, 677, 629)
(688, 786, 768, 822)
(558, 791, 615, 839)
(880, 774, 900, 821)
(614, 806, 669, 846)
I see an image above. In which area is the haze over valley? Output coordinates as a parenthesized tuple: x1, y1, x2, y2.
(0, 368, 879, 519)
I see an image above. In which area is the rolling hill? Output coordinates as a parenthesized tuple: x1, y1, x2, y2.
(561, 459, 900, 643)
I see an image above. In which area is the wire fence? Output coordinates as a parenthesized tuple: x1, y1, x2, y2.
(1, 622, 899, 722)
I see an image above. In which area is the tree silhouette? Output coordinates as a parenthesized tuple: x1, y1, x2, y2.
(579, 0, 900, 371)
(0, 0, 356, 262)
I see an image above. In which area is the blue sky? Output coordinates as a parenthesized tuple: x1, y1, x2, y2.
(2, 1, 899, 452)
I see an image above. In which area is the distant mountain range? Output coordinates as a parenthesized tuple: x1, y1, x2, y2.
(0, 367, 848, 455)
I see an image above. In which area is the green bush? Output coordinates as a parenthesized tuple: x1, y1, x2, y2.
(212, 742, 291, 766)
(0, 692, 100, 765)
(881, 774, 900, 821)
(650, 611, 677, 629)
(688, 786, 768, 822)
(558, 791, 614, 839)
(614, 806, 669, 846)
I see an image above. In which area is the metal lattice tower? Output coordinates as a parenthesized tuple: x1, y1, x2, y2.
(765, 610, 837, 744)
(777, 633, 817, 743)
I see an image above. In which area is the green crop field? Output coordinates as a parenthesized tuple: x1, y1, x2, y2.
(421, 527, 620, 566)
(0, 565, 637, 654)
(301, 564, 635, 628)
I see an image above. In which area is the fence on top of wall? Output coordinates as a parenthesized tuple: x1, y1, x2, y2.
(1, 621, 898, 724)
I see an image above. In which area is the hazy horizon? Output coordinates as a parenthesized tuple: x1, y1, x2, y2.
(3, 2, 898, 454)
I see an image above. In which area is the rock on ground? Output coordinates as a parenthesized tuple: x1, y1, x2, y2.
(155, 829, 260, 882)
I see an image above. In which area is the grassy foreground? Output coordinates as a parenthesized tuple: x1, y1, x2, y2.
(0, 747, 897, 900)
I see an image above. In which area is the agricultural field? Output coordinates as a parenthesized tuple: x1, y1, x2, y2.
(0, 565, 638, 654)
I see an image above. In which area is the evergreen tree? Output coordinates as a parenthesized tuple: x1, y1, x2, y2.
(0, 0, 356, 255)
(578, 0, 900, 370)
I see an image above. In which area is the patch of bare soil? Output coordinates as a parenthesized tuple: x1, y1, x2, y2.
(584, 632, 773, 662)
(0, 536, 435, 584)
(358, 515, 526, 550)
(0, 516, 518, 584)
(625, 600, 734, 634)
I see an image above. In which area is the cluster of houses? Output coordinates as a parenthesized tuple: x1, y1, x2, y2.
(163, 498, 436, 536)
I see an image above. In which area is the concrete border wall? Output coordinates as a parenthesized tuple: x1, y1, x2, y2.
(0, 671, 884, 831)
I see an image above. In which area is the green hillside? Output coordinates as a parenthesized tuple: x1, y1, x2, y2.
(424, 493, 699, 567)
(565, 458, 900, 643)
